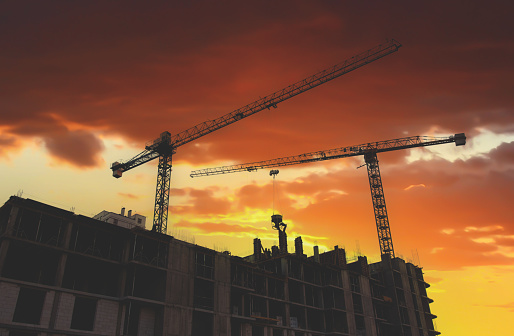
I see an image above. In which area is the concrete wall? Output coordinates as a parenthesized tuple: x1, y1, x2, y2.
(138, 306, 156, 336)
(360, 276, 378, 336)
(0, 282, 121, 335)
(0, 284, 53, 330)
(340, 271, 355, 335)
(54, 292, 75, 330)
(214, 253, 231, 336)
(53, 292, 121, 335)
(166, 306, 193, 336)
(164, 239, 195, 335)
(0, 282, 18, 323)
(40, 290, 55, 328)
(167, 239, 194, 306)
(95, 299, 120, 335)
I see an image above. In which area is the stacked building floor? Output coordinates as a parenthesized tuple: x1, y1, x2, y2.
(0, 196, 440, 336)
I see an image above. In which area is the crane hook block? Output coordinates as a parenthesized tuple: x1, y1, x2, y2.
(271, 214, 286, 232)
(271, 214, 283, 225)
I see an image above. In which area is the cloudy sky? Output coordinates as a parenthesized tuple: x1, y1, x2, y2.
(1, 1, 513, 334)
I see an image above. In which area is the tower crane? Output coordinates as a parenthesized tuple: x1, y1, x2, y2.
(111, 40, 402, 234)
(190, 133, 466, 257)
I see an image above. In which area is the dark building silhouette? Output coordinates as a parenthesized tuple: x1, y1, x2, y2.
(0, 196, 439, 336)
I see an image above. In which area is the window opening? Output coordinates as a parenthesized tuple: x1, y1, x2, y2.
(70, 296, 97, 331)
(350, 275, 360, 292)
(191, 311, 213, 336)
(13, 287, 46, 324)
(194, 278, 214, 310)
(195, 251, 214, 279)
(352, 293, 363, 314)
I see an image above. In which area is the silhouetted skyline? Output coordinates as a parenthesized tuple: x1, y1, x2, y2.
(1, 2, 513, 334)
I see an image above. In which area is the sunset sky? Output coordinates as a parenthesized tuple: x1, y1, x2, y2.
(1, 1, 513, 334)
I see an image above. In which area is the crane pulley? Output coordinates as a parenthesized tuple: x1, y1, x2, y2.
(190, 133, 466, 257)
(111, 40, 402, 234)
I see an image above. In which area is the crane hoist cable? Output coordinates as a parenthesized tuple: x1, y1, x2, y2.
(270, 169, 279, 215)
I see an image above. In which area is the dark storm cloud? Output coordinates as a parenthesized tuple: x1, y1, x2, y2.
(2, 112, 104, 167)
(0, 0, 513, 167)
(489, 142, 514, 165)
(43, 128, 104, 168)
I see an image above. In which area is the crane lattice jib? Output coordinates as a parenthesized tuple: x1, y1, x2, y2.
(168, 40, 402, 148)
(111, 40, 401, 174)
(190, 133, 465, 258)
(190, 134, 466, 177)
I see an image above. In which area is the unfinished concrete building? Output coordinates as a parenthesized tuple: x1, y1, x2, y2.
(0, 196, 440, 336)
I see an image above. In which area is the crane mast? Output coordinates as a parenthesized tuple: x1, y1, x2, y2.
(190, 133, 466, 257)
(111, 40, 402, 234)
(365, 152, 394, 257)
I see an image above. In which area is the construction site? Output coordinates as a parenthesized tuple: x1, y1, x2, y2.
(0, 40, 466, 336)
(0, 196, 440, 336)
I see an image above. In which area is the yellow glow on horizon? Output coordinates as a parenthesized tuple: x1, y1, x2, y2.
(1, 132, 513, 336)
(427, 265, 514, 336)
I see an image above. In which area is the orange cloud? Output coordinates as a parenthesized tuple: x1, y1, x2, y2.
(495, 236, 514, 247)
(175, 220, 267, 236)
(404, 184, 426, 191)
(171, 187, 232, 215)
(118, 192, 140, 200)
(0, 134, 21, 159)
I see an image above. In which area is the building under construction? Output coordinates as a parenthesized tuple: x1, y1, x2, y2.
(0, 196, 439, 336)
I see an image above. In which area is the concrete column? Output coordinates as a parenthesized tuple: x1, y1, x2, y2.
(53, 221, 73, 288)
(0, 240, 10, 276)
(5, 202, 19, 236)
(360, 276, 378, 336)
(0, 283, 19, 323)
(214, 253, 231, 336)
(114, 235, 132, 335)
(0, 205, 19, 273)
(164, 240, 195, 335)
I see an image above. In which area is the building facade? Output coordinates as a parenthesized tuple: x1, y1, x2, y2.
(0, 196, 439, 336)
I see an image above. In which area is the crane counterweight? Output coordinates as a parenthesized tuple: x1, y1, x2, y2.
(454, 133, 466, 146)
(112, 162, 123, 178)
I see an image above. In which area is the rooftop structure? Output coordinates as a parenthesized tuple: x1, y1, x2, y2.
(93, 207, 146, 230)
(0, 196, 439, 336)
